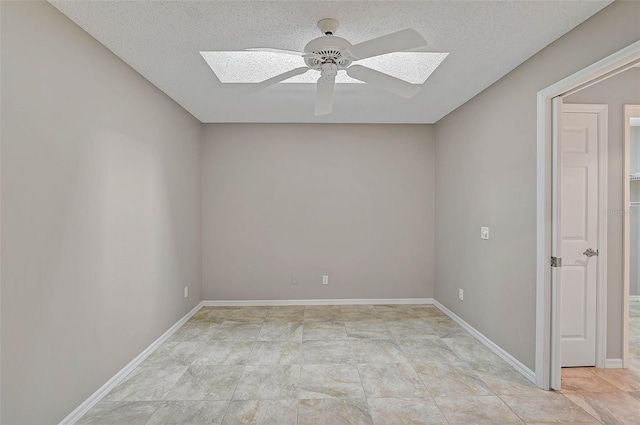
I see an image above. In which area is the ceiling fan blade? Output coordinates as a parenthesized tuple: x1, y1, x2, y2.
(342, 28, 427, 61)
(245, 48, 305, 56)
(245, 67, 310, 93)
(315, 72, 336, 116)
(245, 48, 322, 59)
(346, 65, 421, 98)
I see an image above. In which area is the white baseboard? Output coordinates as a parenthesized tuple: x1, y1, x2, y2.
(605, 358, 623, 369)
(630, 295, 640, 302)
(58, 301, 204, 425)
(432, 300, 536, 384)
(202, 298, 434, 307)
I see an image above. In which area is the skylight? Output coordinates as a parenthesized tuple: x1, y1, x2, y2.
(200, 51, 448, 84)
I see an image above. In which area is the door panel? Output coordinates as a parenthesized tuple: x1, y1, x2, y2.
(561, 267, 588, 337)
(560, 110, 598, 368)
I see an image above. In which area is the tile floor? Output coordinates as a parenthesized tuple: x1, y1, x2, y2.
(77, 303, 640, 425)
(558, 301, 640, 425)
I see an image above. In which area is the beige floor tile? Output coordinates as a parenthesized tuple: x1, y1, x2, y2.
(443, 337, 504, 364)
(257, 320, 303, 341)
(422, 317, 464, 338)
(345, 321, 393, 339)
(232, 365, 300, 400)
(471, 362, 541, 396)
(221, 399, 298, 425)
(358, 363, 430, 398)
(142, 341, 207, 367)
(104, 366, 187, 401)
(225, 307, 270, 321)
(167, 322, 216, 342)
(165, 365, 243, 401)
(304, 306, 343, 322)
(246, 341, 301, 365)
(189, 307, 227, 323)
(191, 341, 254, 365)
(561, 367, 597, 378)
(560, 374, 621, 393)
(267, 305, 305, 318)
(409, 305, 447, 319)
(384, 319, 436, 337)
(412, 360, 494, 397)
(76, 401, 160, 425)
(397, 335, 460, 363)
(146, 400, 228, 425)
(298, 399, 374, 425)
(564, 391, 640, 425)
(368, 398, 448, 425)
(302, 340, 355, 364)
(303, 321, 348, 340)
(210, 321, 263, 341)
(341, 306, 380, 321)
(351, 339, 409, 363)
(589, 367, 640, 392)
(500, 393, 599, 424)
(341, 311, 382, 322)
(435, 395, 524, 424)
(299, 364, 365, 399)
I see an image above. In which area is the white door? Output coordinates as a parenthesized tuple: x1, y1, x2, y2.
(559, 105, 601, 368)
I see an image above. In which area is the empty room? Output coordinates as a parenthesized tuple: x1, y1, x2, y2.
(2, 1, 640, 424)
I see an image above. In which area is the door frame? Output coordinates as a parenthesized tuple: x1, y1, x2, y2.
(536, 40, 640, 390)
(623, 104, 640, 369)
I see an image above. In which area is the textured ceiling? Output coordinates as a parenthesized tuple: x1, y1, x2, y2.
(49, 1, 611, 124)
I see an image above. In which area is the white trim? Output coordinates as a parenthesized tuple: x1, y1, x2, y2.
(202, 298, 434, 307)
(605, 358, 624, 369)
(596, 104, 609, 370)
(432, 300, 536, 384)
(58, 302, 204, 425)
(624, 105, 640, 368)
(536, 40, 640, 390)
(630, 295, 640, 303)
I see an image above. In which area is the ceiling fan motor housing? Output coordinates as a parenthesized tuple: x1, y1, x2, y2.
(303, 35, 352, 70)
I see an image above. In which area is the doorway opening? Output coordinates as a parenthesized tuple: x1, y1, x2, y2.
(536, 40, 640, 390)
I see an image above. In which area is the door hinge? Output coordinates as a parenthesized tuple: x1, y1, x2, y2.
(551, 256, 562, 267)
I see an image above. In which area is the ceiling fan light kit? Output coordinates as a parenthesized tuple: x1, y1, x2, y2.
(239, 18, 430, 116)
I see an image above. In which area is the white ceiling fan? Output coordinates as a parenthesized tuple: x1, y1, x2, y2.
(245, 19, 428, 116)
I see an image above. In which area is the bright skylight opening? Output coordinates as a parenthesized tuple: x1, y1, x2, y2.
(200, 51, 449, 84)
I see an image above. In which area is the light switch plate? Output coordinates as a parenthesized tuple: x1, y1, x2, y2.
(481, 226, 490, 240)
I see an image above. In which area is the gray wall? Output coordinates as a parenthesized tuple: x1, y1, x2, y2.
(1, 2, 202, 424)
(434, 0, 640, 370)
(202, 124, 435, 300)
(565, 69, 640, 308)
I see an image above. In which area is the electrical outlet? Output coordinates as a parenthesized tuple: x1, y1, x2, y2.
(291, 276, 298, 285)
(458, 288, 464, 301)
(322, 275, 329, 285)
(184, 286, 189, 298)
(481, 226, 490, 240)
